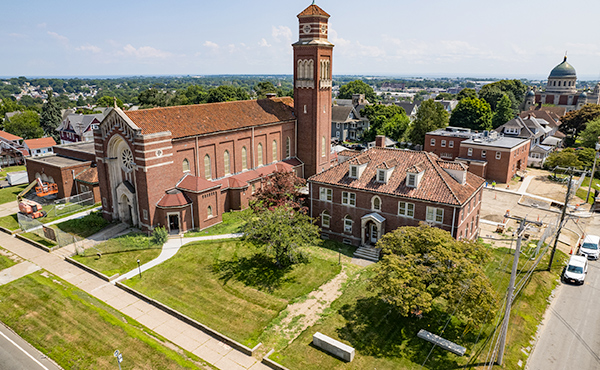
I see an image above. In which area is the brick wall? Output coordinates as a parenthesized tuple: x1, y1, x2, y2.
(424, 134, 466, 160)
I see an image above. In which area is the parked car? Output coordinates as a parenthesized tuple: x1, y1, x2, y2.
(579, 234, 600, 260)
(563, 255, 588, 285)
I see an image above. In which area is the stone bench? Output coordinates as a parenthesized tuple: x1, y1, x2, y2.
(312, 332, 355, 362)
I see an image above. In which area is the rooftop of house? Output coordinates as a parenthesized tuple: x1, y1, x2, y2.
(25, 153, 91, 168)
(55, 141, 96, 155)
(461, 135, 529, 149)
(309, 147, 485, 206)
(123, 97, 295, 139)
(427, 126, 475, 139)
(0, 131, 22, 142)
(24, 137, 57, 150)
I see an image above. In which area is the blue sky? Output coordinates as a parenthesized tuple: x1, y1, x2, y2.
(2, 0, 600, 79)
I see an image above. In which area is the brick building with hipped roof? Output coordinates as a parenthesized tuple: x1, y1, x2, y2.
(308, 136, 486, 248)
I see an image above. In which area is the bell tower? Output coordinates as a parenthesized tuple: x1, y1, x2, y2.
(293, 3, 333, 178)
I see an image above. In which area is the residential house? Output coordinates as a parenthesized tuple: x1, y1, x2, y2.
(496, 115, 556, 167)
(424, 126, 475, 160)
(331, 93, 370, 142)
(308, 136, 485, 249)
(23, 137, 56, 157)
(0, 131, 26, 166)
(395, 102, 419, 119)
(58, 113, 105, 144)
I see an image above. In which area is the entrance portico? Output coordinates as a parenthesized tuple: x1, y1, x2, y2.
(361, 213, 385, 246)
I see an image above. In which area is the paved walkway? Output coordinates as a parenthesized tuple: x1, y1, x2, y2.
(0, 261, 40, 286)
(0, 232, 270, 370)
(114, 233, 243, 282)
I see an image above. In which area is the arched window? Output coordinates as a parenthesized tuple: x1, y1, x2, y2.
(371, 196, 381, 211)
(344, 215, 353, 233)
(272, 140, 277, 162)
(182, 158, 190, 173)
(204, 155, 211, 180)
(321, 211, 331, 228)
(286, 137, 291, 158)
(224, 150, 230, 175)
(321, 136, 326, 157)
(207, 206, 213, 218)
(242, 146, 248, 170)
(257, 143, 263, 166)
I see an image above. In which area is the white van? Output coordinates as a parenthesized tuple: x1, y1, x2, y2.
(563, 255, 588, 285)
(579, 234, 600, 260)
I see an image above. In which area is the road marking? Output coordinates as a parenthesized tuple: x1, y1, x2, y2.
(0, 329, 49, 369)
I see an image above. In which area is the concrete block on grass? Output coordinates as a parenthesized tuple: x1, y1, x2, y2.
(312, 332, 355, 362)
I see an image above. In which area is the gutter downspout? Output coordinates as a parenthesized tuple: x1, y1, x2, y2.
(310, 181, 313, 219)
(190, 201, 195, 230)
(451, 207, 457, 238)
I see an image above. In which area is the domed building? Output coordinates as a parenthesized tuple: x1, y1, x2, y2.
(525, 56, 600, 112)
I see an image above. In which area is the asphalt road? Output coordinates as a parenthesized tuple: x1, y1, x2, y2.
(527, 214, 600, 370)
(0, 323, 61, 370)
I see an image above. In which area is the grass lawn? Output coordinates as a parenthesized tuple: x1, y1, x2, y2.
(0, 271, 212, 369)
(0, 184, 26, 205)
(41, 202, 101, 224)
(54, 211, 109, 238)
(20, 232, 57, 248)
(186, 209, 250, 237)
(0, 213, 19, 230)
(575, 176, 600, 204)
(125, 239, 341, 347)
(0, 247, 18, 270)
(0, 165, 26, 181)
(272, 246, 566, 370)
(72, 233, 162, 277)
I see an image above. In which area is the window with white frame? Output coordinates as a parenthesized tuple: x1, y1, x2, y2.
(449, 140, 454, 148)
(321, 211, 331, 228)
(143, 209, 148, 220)
(467, 148, 473, 157)
(377, 170, 385, 182)
(407, 173, 416, 187)
(320, 187, 332, 201)
(372, 196, 381, 211)
(496, 151, 501, 160)
(481, 150, 486, 158)
(342, 191, 356, 206)
(398, 202, 415, 217)
(344, 216, 353, 233)
(426, 207, 444, 223)
(207, 206, 213, 218)
(430, 138, 436, 146)
(349, 166, 358, 178)
(441, 140, 446, 147)
(286, 137, 291, 158)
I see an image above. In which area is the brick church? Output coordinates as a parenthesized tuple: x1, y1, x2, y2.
(94, 4, 334, 233)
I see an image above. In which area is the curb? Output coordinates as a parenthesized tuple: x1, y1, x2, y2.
(115, 281, 258, 357)
(65, 257, 111, 282)
(14, 233, 56, 253)
(262, 349, 291, 370)
(0, 226, 20, 235)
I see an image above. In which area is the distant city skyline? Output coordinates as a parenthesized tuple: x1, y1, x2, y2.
(2, 0, 600, 80)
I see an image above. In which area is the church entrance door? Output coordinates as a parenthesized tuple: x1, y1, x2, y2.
(168, 214, 180, 233)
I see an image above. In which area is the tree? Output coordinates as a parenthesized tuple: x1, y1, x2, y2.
(96, 95, 124, 109)
(206, 85, 250, 103)
(561, 104, 600, 137)
(457, 88, 477, 101)
(254, 81, 277, 99)
(409, 99, 449, 145)
(360, 104, 409, 142)
(337, 80, 377, 103)
(434, 92, 455, 100)
(578, 117, 600, 149)
(40, 92, 62, 140)
(492, 94, 514, 129)
(4, 111, 44, 139)
(369, 225, 498, 328)
(478, 86, 505, 111)
(242, 206, 320, 268)
(543, 148, 583, 170)
(449, 97, 492, 131)
(250, 170, 307, 213)
(479, 79, 526, 112)
(0, 99, 27, 128)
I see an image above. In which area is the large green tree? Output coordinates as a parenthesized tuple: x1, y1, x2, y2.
(361, 104, 409, 142)
(4, 111, 44, 139)
(561, 104, 600, 137)
(40, 92, 62, 140)
(479, 79, 527, 112)
(449, 97, 492, 131)
(206, 85, 250, 103)
(456, 88, 477, 101)
(242, 206, 320, 268)
(254, 81, 277, 99)
(492, 94, 514, 129)
(337, 80, 377, 103)
(369, 225, 498, 327)
(543, 148, 583, 170)
(0, 99, 27, 128)
(579, 117, 600, 149)
(96, 95, 124, 109)
(408, 99, 449, 145)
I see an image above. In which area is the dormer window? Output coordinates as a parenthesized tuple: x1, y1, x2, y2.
(407, 173, 416, 187)
(377, 170, 386, 182)
(350, 166, 358, 178)
(406, 164, 425, 188)
(349, 158, 369, 179)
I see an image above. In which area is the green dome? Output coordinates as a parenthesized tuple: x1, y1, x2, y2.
(549, 56, 576, 78)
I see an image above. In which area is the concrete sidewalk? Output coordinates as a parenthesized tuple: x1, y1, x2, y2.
(0, 232, 270, 370)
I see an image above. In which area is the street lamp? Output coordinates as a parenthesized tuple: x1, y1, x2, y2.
(137, 259, 141, 278)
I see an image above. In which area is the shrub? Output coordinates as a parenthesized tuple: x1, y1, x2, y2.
(151, 226, 168, 245)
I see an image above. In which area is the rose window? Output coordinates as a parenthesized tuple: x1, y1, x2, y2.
(121, 148, 134, 171)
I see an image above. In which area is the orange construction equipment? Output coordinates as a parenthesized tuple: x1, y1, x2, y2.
(35, 182, 58, 197)
(18, 199, 46, 219)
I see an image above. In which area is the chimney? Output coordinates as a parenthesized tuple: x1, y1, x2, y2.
(266, 93, 277, 99)
(375, 135, 386, 148)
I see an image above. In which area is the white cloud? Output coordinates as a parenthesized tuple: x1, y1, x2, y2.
(47, 31, 69, 46)
(122, 44, 172, 59)
(204, 41, 219, 49)
(76, 44, 102, 53)
(258, 38, 271, 47)
(272, 26, 292, 43)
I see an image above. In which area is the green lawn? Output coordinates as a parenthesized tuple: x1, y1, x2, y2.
(272, 246, 566, 370)
(0, 184, 26, 205)
(0, 271, 211, 369)
(41, 202, 101, 224)
(186, 209, 250, 237)
(575, 176, 600, 204)
(72, 233, 162, 277)
(125, 239, 341, 347)
(20, 232, 57, 248)
(0, 213, 19, 231)
(0, 247, 18, 270)
(0, 165, 25, 181)
(54, 211, 109, 238)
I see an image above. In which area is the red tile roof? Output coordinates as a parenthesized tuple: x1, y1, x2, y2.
(309, 147, 484, 206)
(298, 4, 330, 17)
(124, 98, 295, 139)
(157, 189, 192, 208)
(24, 137, 57, 150)
(0, 131, 22, 141)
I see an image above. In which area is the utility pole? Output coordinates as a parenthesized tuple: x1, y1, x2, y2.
(585, 138, 600, 204)
(497, 212, 542, 366)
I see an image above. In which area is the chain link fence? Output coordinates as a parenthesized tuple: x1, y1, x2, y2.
(43, 191, 95, 218)
(17, 212, 80, 248)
